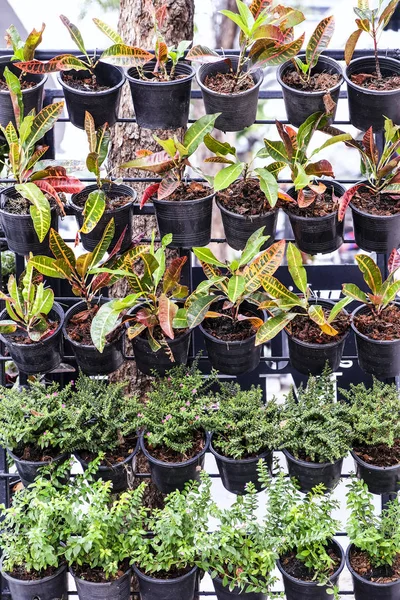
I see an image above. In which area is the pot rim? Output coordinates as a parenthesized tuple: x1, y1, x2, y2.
(74, 437, 140, 471)
(277, 539, 345, 584)
(216, 196, 277, 220)
(152, 188, 214, 207)
(0, 185, 58, 216)
(350, 448, 400, 472)
(57, 61, 125, 96)
(351, 303, 400, 345)
(196, 55, 264, 98)
(7, 448, 69, 468)
(132, 563, 198, 584)
(70, 564, 131, 585)
(282, 448, 344, 470)
(63, 299, 124, 349)
(284, 180, 346, 222)
(0, 302, 64, 348)
(140, 431, 210, 469)
(69, 184, 137, 215)
(0, 557, 67, 585)
(349, 180, 400, 220)
(344, 56, 400, 96)
(126, 61, 195, 86)
(210, 439, 272, 464)
(199, 301, 264, 346)
(346, 543, 400, 587)
(286, 298, 350, 349)
(0, 56, 48, 94)
(277, 54, 343, 96)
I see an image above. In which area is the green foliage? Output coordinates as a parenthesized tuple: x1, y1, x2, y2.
(340, 378, 400, 448)
(202, 383, 279, 459)
(347, 477, 400, 568)
(134, 473, 212, 575)
(278, 366, 353, 463)
(5, 23, 45, 62)
(196, 479, 278, 593)
(1, 251, 16, 278)
(293, 16, 335, 82)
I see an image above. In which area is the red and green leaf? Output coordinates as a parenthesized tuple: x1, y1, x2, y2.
(140, 183, 160, 209)
(306, 16, 335, 70)
(338, 185, 363, 221)
(100, 45, 153, 67)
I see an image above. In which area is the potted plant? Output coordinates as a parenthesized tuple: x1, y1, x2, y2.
(0, 379, 72, 486)
(90, 233, 212, 375)
(202, 382, 279, 494)
(193, 228, 286, 375)
(257, 242, 352, 375)
(342, 250, 400, 378)
(197, 475, 278, 599)
(0, 472, 68, 599)
(0, 261, 65, 374)
(132, 473, 212, 600)
(136, 361, 217, 494)
(341, 378, 400, 495)
(278, 365, 352, 493)
(187, 0, 305, 131)
(1, 23, 47, 128)
(335, 120, 400, 253)
(344, 0, 400, 132)
(67, 374, 141, 491)
(30, 222, 145, 375)
(277, 16, 343, 126)
(120, 113, 218, 248)
(0, 71, 83, 255)
(64, 466, 147, 600)
(265, 470, 344, 600)
(69, 111, 137, 253)
(346, 478, 400, 599)
(261, 112, 351, 255)
(96, 10, 194, 130)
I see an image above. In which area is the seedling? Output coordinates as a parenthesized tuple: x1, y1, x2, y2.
(292, 16, 335, 84)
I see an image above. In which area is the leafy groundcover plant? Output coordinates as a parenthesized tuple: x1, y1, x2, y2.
(347, 478, 400, 583)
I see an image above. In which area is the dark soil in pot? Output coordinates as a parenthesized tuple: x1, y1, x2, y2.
(133, 564, 198, 600)
(216, 178, 278, 250)
(277, 55, 343, 127)
(0, 303, 64, 375)
(70, 183, 137, 253)
(0, 186, 59, 256)
(127, 60, 195, 129)
(352, 304, 400, 378)
(345, 57, 400, 131)
(151, 181, 213, 249)
(285, 180, 346, 255)
(0, 561, 68, 600)
(347, 544, 400, 599)
(197, 56, 263, 132)
(351, 442, 400, 495)
(350, 183, 400, 253)
(140, 431, 209, 494)
(8, 447, 70, 488)
(199, 300, 264, 375)
(210, 440, 272, 495)
(71, 562, 131, 600)
(58, 60, 124, 129)
(283, 449, 343, 494)
(286, 299, 350, 375)
(0, 57, 47, 129)
(277, 539, 345, 600)
(63, 300, 124, 376)
(212, 575, 267, 600)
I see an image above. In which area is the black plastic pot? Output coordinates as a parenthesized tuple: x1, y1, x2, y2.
(63, 300, 125, 376)
(277, 540, 345, 600)
(126, 61, 195, 130)
(0, 186, 58, 256)
(58, 60, 124, 129)
(286, 181, 346, 255)
(71, 566, 131, 600)
(217, 198, 278, 251)
(196, 56, 263, 132)
(345, 57, 400, 131)
(286, 299, 350, 376)
(199, 301, 264, 376)
(277, 55, 343, 127)
(351, 449, 400, 495)
(0, 560, 67, 600)
(7, 448, 70, 488)
(0, 57, 47, 129)
(346, 543, 400, 599)
(133, 565, 198, 600)
(352, 304, 400, 378)
(0, 303, 64, 375)
(211, 441, 272, 495)
(140, 433, 210, 494)
(70, 183, 137, 253)
(350, 182, 400, 253)
(153, 190, 214, 249)
(74, 438, 139, 492)
(213, 575, 267, 600)
(283, 449, 343, 494)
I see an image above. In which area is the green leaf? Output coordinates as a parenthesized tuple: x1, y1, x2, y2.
(296, 111, 325, 152)
(31, 285, 54, 317)
(93, 18, 124, 44)
(183, 114, 220, 157)
(3, 67, 24, 128)
(250, 34, 305, 69)
(60, 15, 89, 60)
(204, 134, 236, 157)
(186, 295, 217, 329)
(310, 133, 352, 158)
(100, 44, 154, 67)
(342, 283, 368, 303)
(220, 9, 249, 36)
(49, 229, 76, 269)
(236, 0, 255, 31)
(193, 247, 226, 268)
(262, 275, 301, 308)
(264, 161, 287, 176)
(227, 275, 246, 304)
(308, 304, 338, 336)
(172, 308, 188, 329)
(243, 240, 286, 292)
(89, 218, 115, 268)
(0, 320, 18, 334)
(90, 303, 121, 352)
(29, 256, 70, 279)
(255, 313, 296, 344)
(153, 135, 177, 158)
(23, 25, 45, 62)
(237, 227, 270, 268)
(255, 168, 279, 208)
(355, 254, 383, 295)
(294, 163, 312, 191)
(213, 163, 244, 192)
(6, 25, 24, 60)
(26, 102, 64, 149)
(287, 242, 308, 294)
(306, 16, 335, 70)
(263, 139, 290, 163)
(327, 296, 352, 323)
(81, 190, 106, 234)
(15, 183, 50, 242)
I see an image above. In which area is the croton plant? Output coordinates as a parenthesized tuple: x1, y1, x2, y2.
(291, 15, 335, 84)
(5, 23, 45, 63)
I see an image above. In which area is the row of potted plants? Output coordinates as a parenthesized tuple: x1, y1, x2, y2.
(3, 0, 400, 134)
(1, 363, 399, 498)
(1, 457, 398, 600)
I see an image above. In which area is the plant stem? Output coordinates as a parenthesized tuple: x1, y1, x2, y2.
(372, 20, 382, 80)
